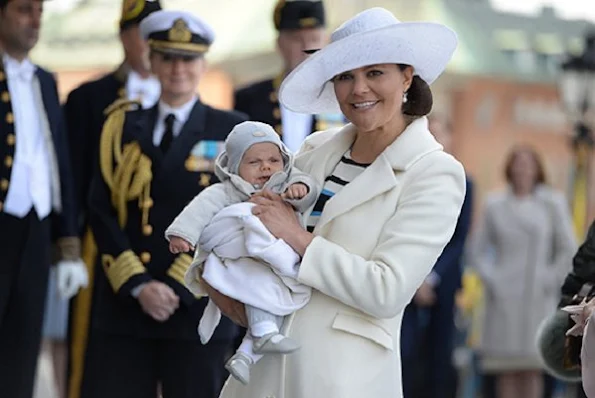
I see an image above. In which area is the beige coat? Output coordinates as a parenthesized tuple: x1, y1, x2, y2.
(471, 187, 577, 367)
(218, 117, 466, 398)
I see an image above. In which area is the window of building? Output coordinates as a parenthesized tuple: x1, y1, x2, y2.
(494, 29, 534, 73)
(501, 49, 535, 73)
(536, 52, 562, 75)
(534, 33, 564, 75)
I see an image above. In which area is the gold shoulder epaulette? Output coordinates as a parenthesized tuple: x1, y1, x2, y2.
(103, 98, 142, 117)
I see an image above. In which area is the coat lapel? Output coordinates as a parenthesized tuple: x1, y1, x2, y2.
(314, 153, 398, 232)
(35, 70, 63, 210)
(37, 71, 54, 134)
(296, 124, 355, 193)
(158, 100, 207, 176)
(304, 117, 442, 232)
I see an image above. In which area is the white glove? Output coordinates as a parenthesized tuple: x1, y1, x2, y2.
(56, 259, 89, 300)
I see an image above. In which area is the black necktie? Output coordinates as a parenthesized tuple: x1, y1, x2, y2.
(160, 113, 175, 153)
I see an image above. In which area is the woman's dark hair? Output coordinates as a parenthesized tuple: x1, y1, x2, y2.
(398, 64, 433, 117)
(504, 145, 547, 186)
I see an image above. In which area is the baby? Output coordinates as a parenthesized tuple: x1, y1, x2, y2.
(165, 121, 318, 384)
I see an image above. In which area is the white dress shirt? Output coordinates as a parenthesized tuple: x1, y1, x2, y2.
(125, 70, 161, 109)
(3, 54, 52, 219)
(280, 104, 313, 153)
(152, 96, 198, 146)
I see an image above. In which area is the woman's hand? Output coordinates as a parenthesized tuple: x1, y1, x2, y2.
(249, 190, 302, 239)
(249, 190, 314, 255)
(201, 278, 248, 328)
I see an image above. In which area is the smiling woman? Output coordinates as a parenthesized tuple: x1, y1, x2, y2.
(332, 63, 433, 142)
(207, 7, 467, 398)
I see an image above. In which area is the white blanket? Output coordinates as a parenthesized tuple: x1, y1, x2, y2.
(186, 202, 312, 344)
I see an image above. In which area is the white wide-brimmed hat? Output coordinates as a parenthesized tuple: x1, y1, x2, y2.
(279, 7, 458, 114)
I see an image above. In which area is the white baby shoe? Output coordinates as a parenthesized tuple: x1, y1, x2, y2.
(225, 352, 253, 385)
(253, 333, 300, 354)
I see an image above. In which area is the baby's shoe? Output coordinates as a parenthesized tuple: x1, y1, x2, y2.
(225, 352, 253, 385)
(253, 333, 300, 354)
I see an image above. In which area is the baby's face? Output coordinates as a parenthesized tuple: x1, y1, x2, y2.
(238, 143, 284, 187)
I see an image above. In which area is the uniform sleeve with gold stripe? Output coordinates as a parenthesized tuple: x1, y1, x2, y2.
(163, 253, 198, 306)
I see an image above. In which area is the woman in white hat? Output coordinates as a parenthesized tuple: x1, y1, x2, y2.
(204, 7, 465, 398)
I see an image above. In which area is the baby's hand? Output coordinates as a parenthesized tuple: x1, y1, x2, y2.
(282, 183, 309, 200)
(169, 236, 194, 254)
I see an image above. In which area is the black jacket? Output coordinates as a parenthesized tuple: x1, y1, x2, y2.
(0, 63, 77, 242)
(559, 221, 595, 306)
(235, 78, 319, 135)
(63, 69, 126, 231)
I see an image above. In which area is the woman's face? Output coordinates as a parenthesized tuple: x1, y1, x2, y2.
(509, 150, 539, 190)
(150, 52, 205, 103)
(332, 64, 412, 133)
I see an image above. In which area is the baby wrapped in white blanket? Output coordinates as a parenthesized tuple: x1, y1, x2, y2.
(192, 201, 312, 348)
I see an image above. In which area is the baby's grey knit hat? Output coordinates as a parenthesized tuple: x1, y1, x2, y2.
(224, 121, 290, 174)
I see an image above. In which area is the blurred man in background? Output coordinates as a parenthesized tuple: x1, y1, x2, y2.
(234, 0, 339, 153)
(0, 0, 87, 397)
(401, 114, 474, 398)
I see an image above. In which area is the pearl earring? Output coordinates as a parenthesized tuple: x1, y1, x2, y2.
(403, 92, 408, 104)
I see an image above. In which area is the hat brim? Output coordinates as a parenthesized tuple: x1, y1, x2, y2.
(151, 47, 205, 58)
(149, 40, 208, 58)
(279, 22, 457, 114)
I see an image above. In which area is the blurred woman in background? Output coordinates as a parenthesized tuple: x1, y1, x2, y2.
(471, 145, 576, 398)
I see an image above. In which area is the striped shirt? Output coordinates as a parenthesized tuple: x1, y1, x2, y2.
(306, 151, 370, 232)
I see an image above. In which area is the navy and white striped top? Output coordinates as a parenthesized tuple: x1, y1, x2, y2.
(306, 151, 370, 232)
